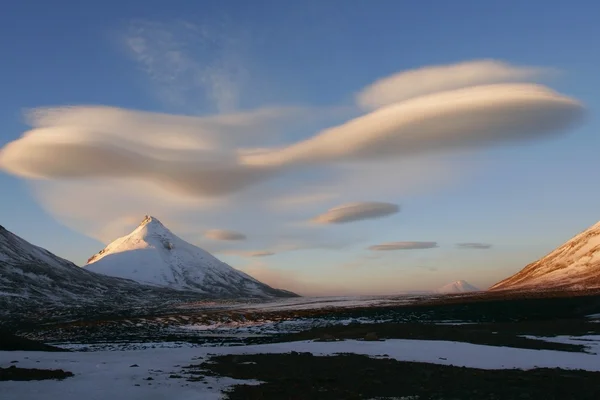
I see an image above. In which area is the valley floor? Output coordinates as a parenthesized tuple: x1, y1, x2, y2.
(3, 292, 600, 399)
(2, 335, 600, 400)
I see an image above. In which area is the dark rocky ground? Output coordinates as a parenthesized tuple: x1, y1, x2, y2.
(198, 352, 600, 400)
(0, 365, 73, 381)
(5, 290, 600, 346)
(0, 330, 66, 352)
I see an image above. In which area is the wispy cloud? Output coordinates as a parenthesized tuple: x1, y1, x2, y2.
(124, 19, 249, 113)
(369, 242, 439, 251)
(456, 242, 493, 249)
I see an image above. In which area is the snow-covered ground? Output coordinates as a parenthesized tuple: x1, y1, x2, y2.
(3, 338, 600, 399)
(587, 313, 600, 321)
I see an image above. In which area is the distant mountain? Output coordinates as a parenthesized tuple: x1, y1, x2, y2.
(0, 224, 201, 318)
(490, 221, 600, 291)
(436, 280, 480, 294)
(85, 216, 297, 298)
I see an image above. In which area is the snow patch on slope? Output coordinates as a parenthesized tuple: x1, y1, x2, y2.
(491, 220, 600, 291)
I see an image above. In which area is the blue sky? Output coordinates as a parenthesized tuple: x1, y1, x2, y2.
(1, 0, 599, 295)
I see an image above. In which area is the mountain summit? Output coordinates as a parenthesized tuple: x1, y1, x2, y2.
(490, 221, 600, 291)
(436, 280, 480, 294)
(85, 216, 296, 298)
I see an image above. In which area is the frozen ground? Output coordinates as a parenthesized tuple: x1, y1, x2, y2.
(3, 337, 600, 399)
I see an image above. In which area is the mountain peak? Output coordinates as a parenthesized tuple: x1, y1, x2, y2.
(436, 280, 479, 294)
(140, 215, 159, 224)
(138, 215, 164, 228)
(130, 215, 172, 238)
(84, 217, 296, 298)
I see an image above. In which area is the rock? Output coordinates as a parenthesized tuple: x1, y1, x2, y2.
(317, 333, 337, 342)
(364, 332, 379, 341)
(10, 361, 18, 364)
(129, 364, 139, 368)
(145, 377, 154, 381)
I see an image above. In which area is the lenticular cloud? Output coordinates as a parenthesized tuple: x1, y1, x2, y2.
(0, 60, 586, 203)
(312, 202, 400, 224)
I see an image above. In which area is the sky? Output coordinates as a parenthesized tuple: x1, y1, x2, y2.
(1, 0, 599, 296)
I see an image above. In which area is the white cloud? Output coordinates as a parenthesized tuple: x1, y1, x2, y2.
(0, 84, 583, 197)
(204, 229, 247, 241)
(356, 59, 554, 110)
(242, 83, 583, 167)
(311, 202, 400, 224)
(0, 105, 310, 197)
(369, 242, 439, 251)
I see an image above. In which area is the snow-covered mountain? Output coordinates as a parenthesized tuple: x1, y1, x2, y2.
(85, 216, 296, 298)
(0, 224, 201, 317)
(435, 280, 480, 294)
(490, 221, 600, 291)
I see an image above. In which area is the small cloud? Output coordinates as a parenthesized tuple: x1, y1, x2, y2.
(246, 250, 275, 257)
(456, 242, 493, 249)
(369, 241, 438, 251)
(222, 250, 275, 257)
(311, 202, 400, 224)
(417, 265, 438, 272)
(204, 229, 247, 241)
